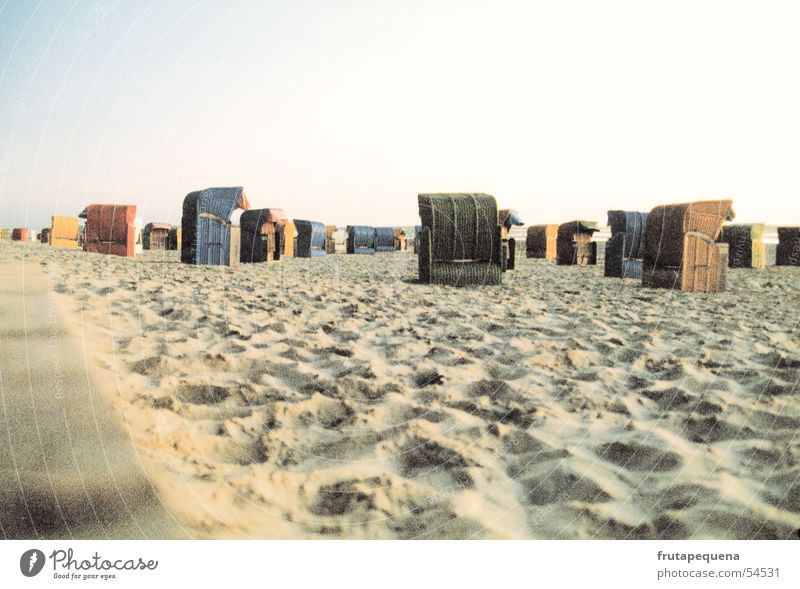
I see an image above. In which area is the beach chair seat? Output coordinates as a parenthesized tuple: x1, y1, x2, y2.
(417, 193, 503, 286)
(325, 225, 337, 254)
(142, 223, 171, 250)
(642, 200, 732, 292)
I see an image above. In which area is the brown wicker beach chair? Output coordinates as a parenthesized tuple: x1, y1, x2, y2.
(642, 200, 733, 292)
(277, 220, 296, 257)
(525, 224, 558, 260)
(394, 228, 407, 251)
(556, 221, 599, 265)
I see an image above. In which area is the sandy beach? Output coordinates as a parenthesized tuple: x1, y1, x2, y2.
(1, 240, 798, 539)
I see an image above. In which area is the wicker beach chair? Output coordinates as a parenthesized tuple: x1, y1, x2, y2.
(83, 205, 137, 257)
(294, 219, 327, 258)
(39, 228, 50, 244)
(525, 224, 558, 259)
(49, 216, 80, 249)
(325, 225, 337, 254)
(394, 228, 407, 251)
(604, 210, 648, 278)
(375, 227, 395, 253)
(167, 226, 181, 251)
(718, 224, 766, 269)
(142, 223, 171, 250)
(276, 220, 297, 258)
(181, 186, 249, 266)
(0, 228, 10, 240)
(11, 228, 28, 242)
(346, 225, 376, 254)
(240, 208, 286, 263)
(556, 220, 599, 266)
(417, 193, 503, 286)
(499, 209, 524, 270)
(776, 227, 800, 266)
(642, 200, 733, 292)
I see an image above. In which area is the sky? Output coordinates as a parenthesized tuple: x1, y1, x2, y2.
(1, 0, 799, 230)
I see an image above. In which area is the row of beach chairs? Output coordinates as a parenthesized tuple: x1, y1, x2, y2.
(416, 194, 799, 291)
(4, 190, 799, 294)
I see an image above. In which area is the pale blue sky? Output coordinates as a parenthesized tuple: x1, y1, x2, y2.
(1, 0, 799, 230)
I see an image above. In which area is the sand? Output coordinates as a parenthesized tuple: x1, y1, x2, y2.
(1, 240, 798, 539)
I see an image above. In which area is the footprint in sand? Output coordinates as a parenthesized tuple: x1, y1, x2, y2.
(594, 441, 682, 472)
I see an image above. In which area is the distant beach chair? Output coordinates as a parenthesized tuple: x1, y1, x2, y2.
(642, 200, 733, 292)
(604, 210, 648, 278)
(499, 209, 524, 270)
(142, 222, 171, 250)
(375, 227, 395, 253)
(346, 225, 376, 254)
(413, 224, 422, 253)
(181, 186, 249, 266)
(294, 219, 327, 258)
(525, 224, 558, 260)
(83, 205, 137, 257)
(776, 227, 800, 266)
(394, 228, 407, 251)
(276, 220, 297, 258)
(39, 228, 51, 244)
(718, 224, 766, 269)
(325, 225, 337, 254)
(240, 208, 286, 263)
(0, 228, 10, 240)
(49, 215, 80, 249)
(556, 220, 599, 265)
(133, 217, 143, 255)
(167, 226, 181, 251)
(417, 193, 503, 286)
(11, 228, 28, 242)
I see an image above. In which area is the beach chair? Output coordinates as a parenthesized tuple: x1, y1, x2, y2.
(556, 220, 599, 265)
(11, 228, 28, 242)
(718, 224, 766, 269)
(325, 225, 337, 254)
(525, 224, 558, 259)
(413, 225, 422, 253)
(375, 227, 395, 253)
(642, 200, 733, 292)
(181, 186, 249, 266)
(417, 193, 503, 286)
(240, 208, 286, 263)
(83, 205, 137, 257)
(142, 223, 171, 250)
(49, 216, 80, 249)
(604, 210, 648, 278)
(346, 225, 376, 254)
(294, 219, 327, 258)
(39, 228, 50, 244)
(276, 220, 297, 258)
(167, 226, 181, 251)
(776, 227, 800, 266)
(499, 209, 524, 270)
(0, 228, 10, 240)
(394, 228, 407, 251)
